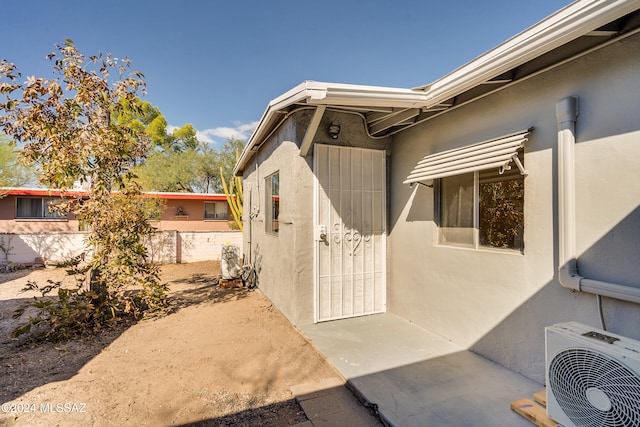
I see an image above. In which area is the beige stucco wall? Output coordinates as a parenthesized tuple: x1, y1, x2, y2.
(241, 110, 390, 325)
(238, 33, 640, 385)
(242, 115, 311, 324)
(0, 219, 82, 233)
(387, 33, 640, 383)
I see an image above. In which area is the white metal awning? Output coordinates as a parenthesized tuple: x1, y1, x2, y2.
(404, 129, 530, 184)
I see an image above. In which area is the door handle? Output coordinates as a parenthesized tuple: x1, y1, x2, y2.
(317, 225, 327, 241)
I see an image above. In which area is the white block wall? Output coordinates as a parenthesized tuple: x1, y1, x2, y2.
(0, 232, 89, 265)
(0, 231, 243, 265)
(177, 231, 243, 263)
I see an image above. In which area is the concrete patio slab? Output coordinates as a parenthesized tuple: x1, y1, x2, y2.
(291, 379, 382, 427)
(300, 313, 543, 427)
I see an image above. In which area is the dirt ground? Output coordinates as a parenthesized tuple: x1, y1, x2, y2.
(0, 261, 344, 426)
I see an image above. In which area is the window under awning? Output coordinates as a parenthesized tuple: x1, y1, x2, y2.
(404, 129, 530, 185)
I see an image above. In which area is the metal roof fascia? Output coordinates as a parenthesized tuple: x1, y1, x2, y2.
(419, 0, 640, 108)
(1, 188, 87, 197)
(1, 188, 226, 200)
(233, 82, 318, 176)
(319, 84, 428, 108)
(142, 192, 228, 201)
(233, 81, 428, 174)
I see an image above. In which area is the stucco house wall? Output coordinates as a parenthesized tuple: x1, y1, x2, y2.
(242, 110, 390, 325)
(388, 32, 640, 383)
(241, 115, 311, 324)
(234, 2, 640, 389)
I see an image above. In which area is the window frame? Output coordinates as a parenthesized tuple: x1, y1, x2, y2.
(265, 171, 280, 235)
(435, 149, 525, 252)
(15, 197, 68, 220)
(203, 201, 228, 220)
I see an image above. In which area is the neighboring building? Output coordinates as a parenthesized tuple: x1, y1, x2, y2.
(0, 188, 241, 265)
(234, 0, 640, 389)
(0, 188, 85, 233)
(0, 188, 235, 232)
(145, 191, 234, 232)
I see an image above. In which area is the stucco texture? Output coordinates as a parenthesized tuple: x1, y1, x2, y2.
(241, 33, 640, 385)
(241, 110, 390, 326)
(388, 33, 640, 383)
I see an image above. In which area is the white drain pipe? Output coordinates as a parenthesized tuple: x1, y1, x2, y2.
(556, 97, 640, 304)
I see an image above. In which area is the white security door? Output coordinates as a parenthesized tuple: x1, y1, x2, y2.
(314, 145, 386, 322)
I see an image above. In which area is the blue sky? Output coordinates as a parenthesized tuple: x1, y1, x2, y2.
(3, 0, 571, 147)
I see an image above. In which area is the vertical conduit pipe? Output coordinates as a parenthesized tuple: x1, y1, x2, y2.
(556, 97, 582, 291)
(556, 96, 640, 304)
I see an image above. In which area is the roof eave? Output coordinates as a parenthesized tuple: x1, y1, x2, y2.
(234, 0, 640, 176)
(417, 0, 640, 107)
(0, 188, 226, 200)
(233, 81, 428, 175)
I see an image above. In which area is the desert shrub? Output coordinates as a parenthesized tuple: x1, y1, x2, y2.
(13, 254, 168, 341)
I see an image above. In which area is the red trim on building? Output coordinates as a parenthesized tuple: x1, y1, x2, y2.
(2, 188, 87, 198)
(143, 192, 228, 201)
(2, 188, 229, 201)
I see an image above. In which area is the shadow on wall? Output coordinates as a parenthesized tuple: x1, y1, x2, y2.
(470, 205, 640, 384)
(178, 232, 195, 262)
(292, 205, 640, 423)
(577, 205, 640, 288)
(404, 184, 434, 223)
(146, 231, 178, 264)
(250, 243, 263, 288)
(1, 233, 89, 265)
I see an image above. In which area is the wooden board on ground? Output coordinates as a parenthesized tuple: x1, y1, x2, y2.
(533, 390, 547, 406)
(220, 278, 244, 288)
(511, 394, 557, 427)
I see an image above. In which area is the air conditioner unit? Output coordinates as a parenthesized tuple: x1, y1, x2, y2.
(545, 322, 640, 427)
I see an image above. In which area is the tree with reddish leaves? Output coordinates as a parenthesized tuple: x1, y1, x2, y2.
(0, 40, 168, 339)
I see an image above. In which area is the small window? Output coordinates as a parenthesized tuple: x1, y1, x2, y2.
(16, 197, 67, 219)
(265, 172, 279, 234)
(439, 173, 475, 246)
(478, 168, 524, 250)
(438, 150, 524, 251)
(204, 201, 228, 220)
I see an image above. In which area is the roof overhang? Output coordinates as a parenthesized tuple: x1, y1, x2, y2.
(233, 81, 431, 175)
(0, 188, 227, 201)
(413, 0, 640, 108)
(0, 187, 88, 198)
(141, 192, 228, 201)
(234, 0, 640, 175)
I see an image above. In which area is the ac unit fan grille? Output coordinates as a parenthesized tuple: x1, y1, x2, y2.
(549, 348, 640, 427)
